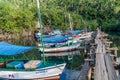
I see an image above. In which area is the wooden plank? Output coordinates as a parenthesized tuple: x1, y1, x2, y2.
(84, 59, 94, 61)
(107, 47, 118, 50)
(104, 54, 117, 80)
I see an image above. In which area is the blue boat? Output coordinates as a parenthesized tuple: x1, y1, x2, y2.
(34, 29, 69, 43)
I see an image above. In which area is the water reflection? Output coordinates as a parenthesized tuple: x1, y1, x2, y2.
(42, 50, 81, 57)
(45, 50, 84, 70)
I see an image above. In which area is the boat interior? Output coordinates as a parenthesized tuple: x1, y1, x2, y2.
(0, 60, 56, 71)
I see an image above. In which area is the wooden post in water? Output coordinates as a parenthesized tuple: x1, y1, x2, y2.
(87, 67, 92, 80)
(107, 47, 118, 61)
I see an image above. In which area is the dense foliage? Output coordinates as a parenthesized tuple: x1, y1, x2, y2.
(0, 0, 36, 33)
(0, 0, 120, 33)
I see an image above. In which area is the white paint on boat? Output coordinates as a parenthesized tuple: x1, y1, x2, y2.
(0, 63, 66, 79)
(39, 43, 80, 53)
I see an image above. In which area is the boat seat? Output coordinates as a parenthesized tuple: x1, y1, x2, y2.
(24, 60, 42, 69)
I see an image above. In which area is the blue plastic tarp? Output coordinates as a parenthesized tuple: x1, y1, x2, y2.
(0, 42, 35, 56)
(43, 35, 70, 43)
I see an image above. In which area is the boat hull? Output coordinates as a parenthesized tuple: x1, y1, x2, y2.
(39, 43, 80, 53)
(37, 75, 60, 80)
(74, 32, 93, 40)
(0, 63, 66, 79)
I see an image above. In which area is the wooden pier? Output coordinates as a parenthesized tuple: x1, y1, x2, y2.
(78, 28, 119, 80)
(94, 29, 117, 80)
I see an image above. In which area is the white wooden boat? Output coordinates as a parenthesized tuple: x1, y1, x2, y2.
(0, 61, 66, 79)
(39, 42, 80, 53)
(0, 41, 66, 80)
(74, 32, 93, 41)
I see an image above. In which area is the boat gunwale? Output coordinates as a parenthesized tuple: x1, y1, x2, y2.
(0, 63, 66, 71)
(39, 42, 80, 49)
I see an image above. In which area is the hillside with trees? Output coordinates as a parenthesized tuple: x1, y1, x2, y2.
(0, 0, 120, 34)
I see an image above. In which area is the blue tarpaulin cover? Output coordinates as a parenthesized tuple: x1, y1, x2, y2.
(0, 42, 34, 56)
(43, 35, 70, 43)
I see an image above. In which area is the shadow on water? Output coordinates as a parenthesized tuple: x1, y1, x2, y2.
(45, 50, 84, 80)
(60, 68, 81, 80)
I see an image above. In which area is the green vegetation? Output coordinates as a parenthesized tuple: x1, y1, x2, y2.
(0, 0, 120, 33)
(0, 0, 36, 34)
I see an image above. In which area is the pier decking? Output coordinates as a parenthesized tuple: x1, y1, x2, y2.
(78, 28, 118, 80)
(94, 29, 117, 80)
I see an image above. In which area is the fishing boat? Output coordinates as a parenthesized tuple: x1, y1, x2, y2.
(0, 0, 66, 79)
(39, 40, 80, 53)
(34, 31, 71, 43)
(74, 32, 93, 41)
(0, 42, 66, 79)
